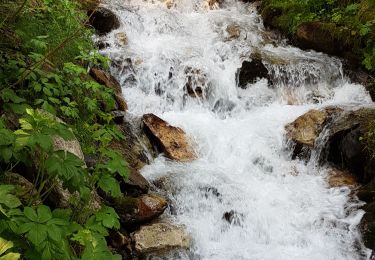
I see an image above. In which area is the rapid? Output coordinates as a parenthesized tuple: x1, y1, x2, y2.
(97, 0, 374, 258)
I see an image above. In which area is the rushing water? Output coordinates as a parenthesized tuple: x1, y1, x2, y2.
(97, 0, 374, 259)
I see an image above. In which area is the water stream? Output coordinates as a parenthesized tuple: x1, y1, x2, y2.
(97, 0, 374, 258)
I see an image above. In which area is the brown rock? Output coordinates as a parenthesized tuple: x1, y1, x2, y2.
(115, 93, 128, 111)
(115, 32, 128, 47)
(327, 168, 357, 188)
(89, 67, 122, 94)
(131, 223, 190, 255)
(285, 109, 328, 147)
(114, 194, 168, 226)
(142, 114, 196, 162)
(226, 24, 241, 39)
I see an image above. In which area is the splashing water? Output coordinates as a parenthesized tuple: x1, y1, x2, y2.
(97, 0, 374, 259)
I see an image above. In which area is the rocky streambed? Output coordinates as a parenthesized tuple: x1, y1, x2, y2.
(85, 0, 375, 259)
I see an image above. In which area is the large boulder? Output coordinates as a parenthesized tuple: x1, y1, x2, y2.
(236, 57, 270, 88)
(131, 222, 190, 255)
(114, 194, 168, 226)
(142, 114, 196, 162)
(325, 108, 375, 184)
(88, 7, 120, 35)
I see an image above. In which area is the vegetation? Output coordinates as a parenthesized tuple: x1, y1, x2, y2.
(361, 119, 375, 159)
(260, 0, 375, 72)
(0, 0, 129, 259)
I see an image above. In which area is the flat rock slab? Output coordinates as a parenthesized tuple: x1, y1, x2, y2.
(131, 223, 190, 255)
(142, 114, 196, 162)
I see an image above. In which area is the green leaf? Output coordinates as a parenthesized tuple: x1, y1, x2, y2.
(0, 89, 26, 104)
(0, 186, 21, 209)
(36, 206, 52, 223)
(0, 129, 15, 146)
(24, 208, 38, 222)
(27, 223, 48, 246)
(97, 175, 121, 198)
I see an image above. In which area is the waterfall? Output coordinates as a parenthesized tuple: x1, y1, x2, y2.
(96, 0, 373, 258)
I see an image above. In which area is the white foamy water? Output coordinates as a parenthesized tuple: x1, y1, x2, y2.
(98, 0, 374, 259)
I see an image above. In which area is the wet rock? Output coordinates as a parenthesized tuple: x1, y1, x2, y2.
(115, 32, 128, 47)
(222, 210, 244, 226)
(0, 172, 41, 206)
(110, 121, 151, 195)
(204, 0, 222, 10)
(89, 67, 122, 94)
(326, 108, 375, 184)
(153, 176, 178, 195)
(114, 194, 168, 226)
(226, 24, 241, 39)
(89, 67, 128, 111)
(112, 110, 126, 124)
(184, 67, 208, 98)
(88, 7, 120, 35)
(95, 41, 110, 50)
(109, 230, 132, 249)
(360, 201, 375, 251)
(344, 67, 375, 102)
(131, 223, 190, 255)
(142, 114, 196, 162)
(200, 186, 221, 199)
(213, 98, 236, 113)
(236, 58, 269, 88)
(327, 168, 357, 188)
(285, 109, 328, 147)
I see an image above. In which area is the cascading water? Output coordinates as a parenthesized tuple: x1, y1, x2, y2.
(97, 0, 374, 258)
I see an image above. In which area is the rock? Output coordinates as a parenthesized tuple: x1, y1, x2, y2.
(52, 135, 85, 161)
(89, 67, 122, 94)
(114, 93, 128, 112)
(236, 58, 269, 88)
(89, 67, 128, 111)
(327, 168, 357, 188)
(112, 111, 125, 124)
(142, 114, 196, 162)
(326, 108, 375, 184)
(184, 67, 208, 98)
(226, 24, 241, 39)
(131, 223, 190, 255)
(222, 210, 244, 226)
(0, 172, 41, 206)
(88, 7, 120, 35)
(285, 109, 328, 147)
(204, 0, 221, 10)
(114, 194, 168, 226)
(360, 201, 375, 251)
(344, 67, 375, 102)
(115, 32, 128, 47)
(110, 121, 152, 195)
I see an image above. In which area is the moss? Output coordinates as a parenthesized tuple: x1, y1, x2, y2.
(260, 0, 375, 72)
